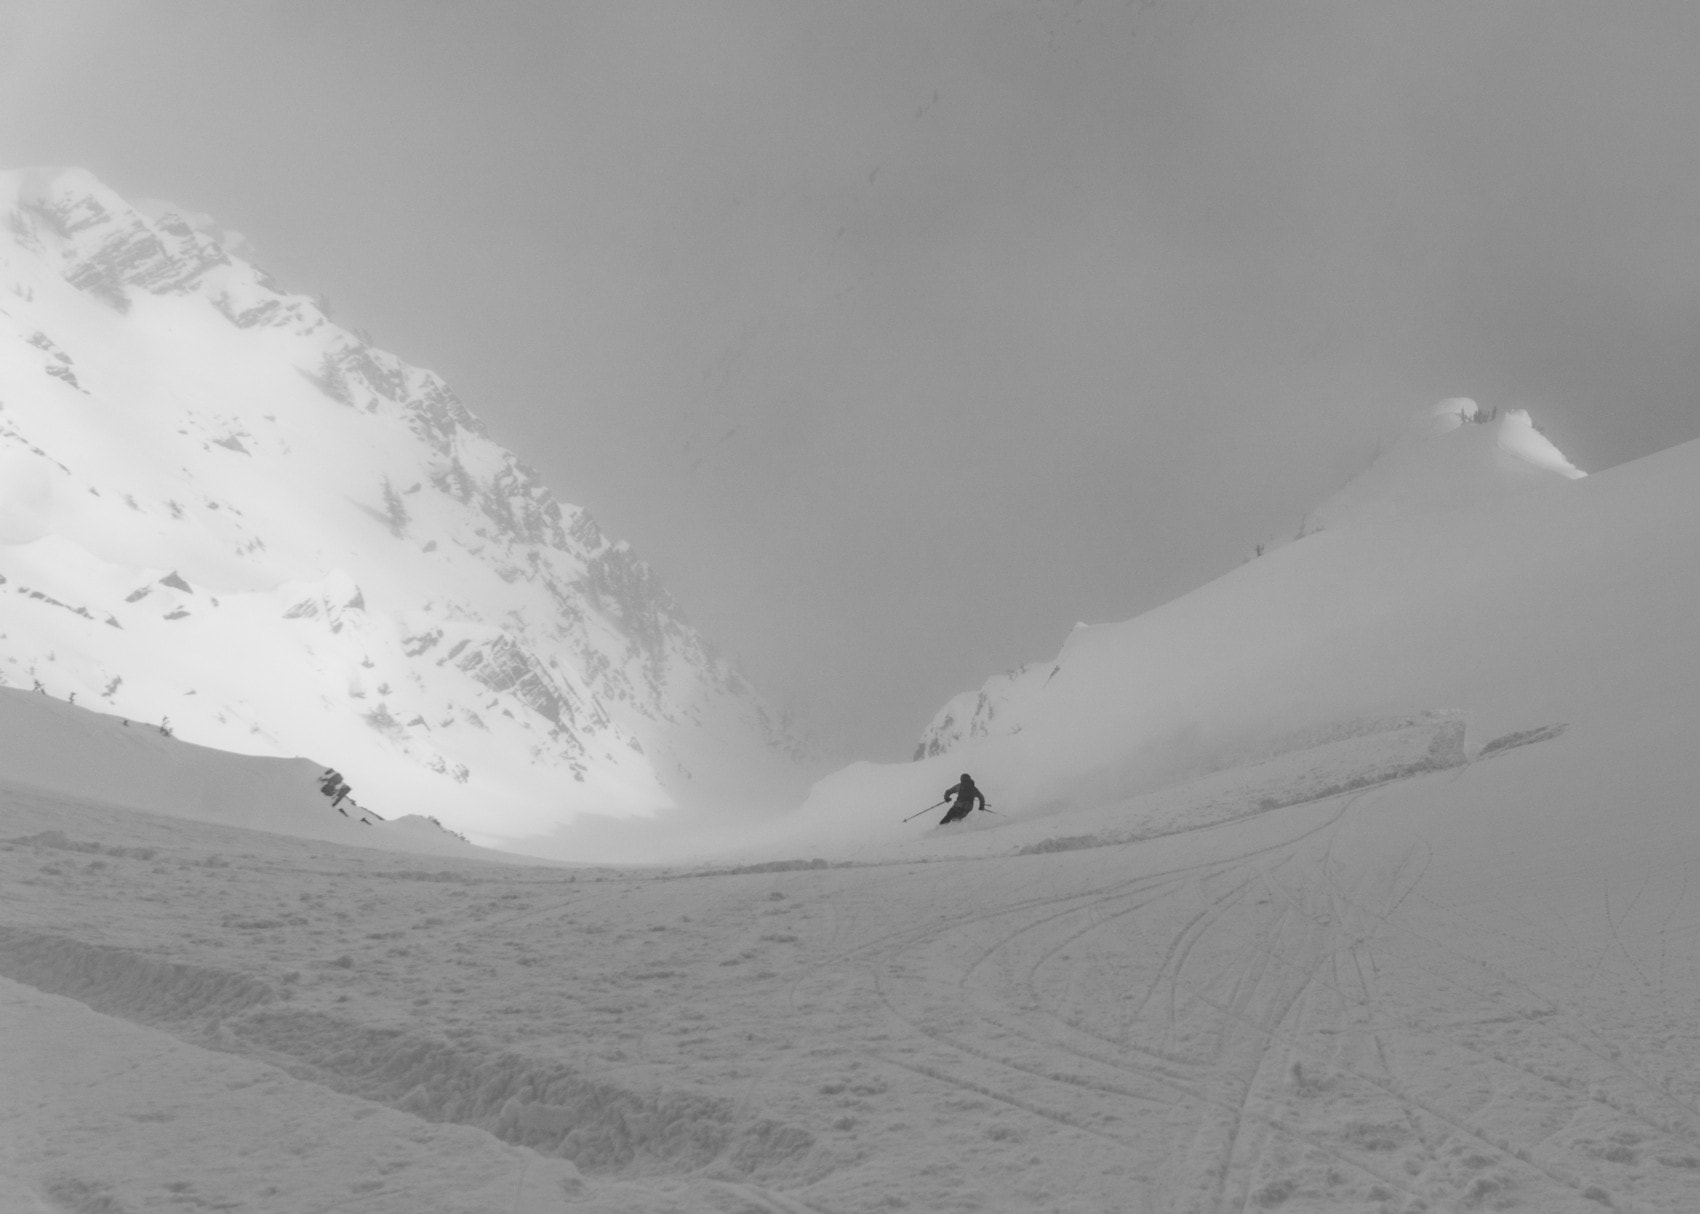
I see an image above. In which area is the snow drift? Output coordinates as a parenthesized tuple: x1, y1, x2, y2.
(0, 686, 487, 856)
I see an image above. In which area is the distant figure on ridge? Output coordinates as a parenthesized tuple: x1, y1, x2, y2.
(940, 773, 985, 824)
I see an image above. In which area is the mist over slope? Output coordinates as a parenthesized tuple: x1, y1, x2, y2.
(0, 167, 811, 850)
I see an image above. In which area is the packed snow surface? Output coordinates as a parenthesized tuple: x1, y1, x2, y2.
(3, 694, 1698, 1211)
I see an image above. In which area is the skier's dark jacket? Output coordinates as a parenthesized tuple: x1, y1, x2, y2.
(941, 774, 984, 822)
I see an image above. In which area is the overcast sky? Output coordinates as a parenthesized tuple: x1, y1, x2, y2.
(3, 0, 1698, 762)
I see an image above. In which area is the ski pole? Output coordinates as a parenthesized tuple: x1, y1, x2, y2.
(903, 798, 950, 823)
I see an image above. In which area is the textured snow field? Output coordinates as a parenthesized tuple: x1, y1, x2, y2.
(4, 700, 1698, 1213)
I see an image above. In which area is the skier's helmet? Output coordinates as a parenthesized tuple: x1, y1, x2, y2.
(961, 773, 972, 783)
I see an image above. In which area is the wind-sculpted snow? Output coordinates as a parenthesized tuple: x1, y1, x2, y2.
(0, 166, 811, 847)
(0, 675, 477, 853)
(1009, 713, 1474, 856)
(0, 928, 279, 1021)
(1299, 397, 1584, 536)
(0, 927, 818, 1179)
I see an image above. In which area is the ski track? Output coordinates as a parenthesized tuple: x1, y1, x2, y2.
(4, 772, 1700, 1211)
(851, 824, 1427, 1211)
(792, 783, 1698, 1210)
(1326, 858, 1700, 1145)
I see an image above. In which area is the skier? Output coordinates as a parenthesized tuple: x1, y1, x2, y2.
(939, 773, 985, 824)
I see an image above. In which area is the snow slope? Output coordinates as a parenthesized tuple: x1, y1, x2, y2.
(2, 687, 1698, 1210)
(786, 401, 1682, 855)
(1, 403, 1699, 1209)
(0, 685, 497, 858)
(0, 167, 811, 851)
(910, 398, 1585, 784)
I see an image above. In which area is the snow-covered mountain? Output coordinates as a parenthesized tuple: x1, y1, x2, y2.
(0, 167, 809, 849)
(910, 397, 1588, 771)
(768, 395, 1699, 855)
(1296, 396, 1584, 535)
(912, 660, 1046, 761)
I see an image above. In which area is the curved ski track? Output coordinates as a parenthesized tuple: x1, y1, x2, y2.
(790, 788, 1699, 1212)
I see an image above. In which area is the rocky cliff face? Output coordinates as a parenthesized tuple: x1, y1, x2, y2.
(0, 167, 810, 848)
(913, 663, 1046, 760)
